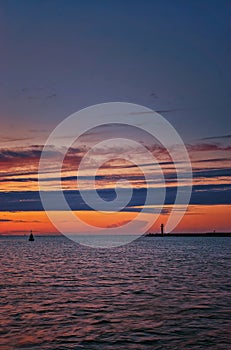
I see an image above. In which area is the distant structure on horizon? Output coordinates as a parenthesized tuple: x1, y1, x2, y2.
(161, 223, 164, 236)
(28, 230, 34, 241)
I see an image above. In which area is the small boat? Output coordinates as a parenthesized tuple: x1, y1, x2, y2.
(28, 230, 34, 241)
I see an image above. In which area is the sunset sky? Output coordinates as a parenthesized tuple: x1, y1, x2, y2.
(0, 0, 231, 235)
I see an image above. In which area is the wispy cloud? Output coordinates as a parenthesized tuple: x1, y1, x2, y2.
(187, 143, 231, 152)
(0, 218, 40, 223)
(105, 220, 132, 228)
(200, 134, 231, 141)
(15, 87, 57, 101)
(195, 157, 231, 164)
(192, 168, 231, 178)
(0, 136, 33, 143)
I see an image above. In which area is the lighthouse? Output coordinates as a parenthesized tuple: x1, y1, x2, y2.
(161, 223, 164, 236)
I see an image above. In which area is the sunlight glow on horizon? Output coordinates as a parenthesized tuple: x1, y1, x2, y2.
(1, 205, 231, 235)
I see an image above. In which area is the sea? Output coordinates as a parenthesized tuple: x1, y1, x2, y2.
(0, 235, 230, 350)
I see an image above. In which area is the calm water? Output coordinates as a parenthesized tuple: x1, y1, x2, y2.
(0, 236, 230, 350)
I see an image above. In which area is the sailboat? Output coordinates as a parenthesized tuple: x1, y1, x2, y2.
(28, 230, 34, 241)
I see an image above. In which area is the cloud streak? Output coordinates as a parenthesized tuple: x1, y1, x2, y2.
(0, 184, 230, 212)
(201, 134, 231, 141)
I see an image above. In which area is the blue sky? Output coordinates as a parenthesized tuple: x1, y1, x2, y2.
(1, 0, 230, 141)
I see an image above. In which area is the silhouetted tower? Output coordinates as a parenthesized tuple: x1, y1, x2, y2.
(161, 223, 164, 236)
(28, 230, 34, 241)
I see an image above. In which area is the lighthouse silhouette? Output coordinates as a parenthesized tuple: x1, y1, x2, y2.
(161, 223, 164, 236)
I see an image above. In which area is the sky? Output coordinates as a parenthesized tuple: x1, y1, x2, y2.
(0, 0, 231, 234)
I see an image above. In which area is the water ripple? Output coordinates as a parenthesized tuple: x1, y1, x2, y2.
(0, 236, 230, 349)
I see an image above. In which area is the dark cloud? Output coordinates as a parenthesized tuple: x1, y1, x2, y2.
(0, 183, 230, 212)
(104, 160, 176, 169)
(0, 145, 87, 166)
(196, 157, 231, 164)
(155, 167, 231, 181)
(156, 108, 185, 114)
(0, 177, 38, 183)
(0, 174, 143, 183)
(192, 168, 231, 178)
(0, 218, 38, 223)
(0, 191, 43, 211)
(0, 136, 32, 143)
(1, 165, 230, 185)
(1, 141, 230, 169)
(201, 134, 231, 141)
(0, 145, 64, 164)
(1, 169, 52, 178)
(187, 143, 231, 152)
(46, 94, 57, 99)
(0, 149, 42, 160)
(17, 87, 57, 100)
(105, 220, 132, 228)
